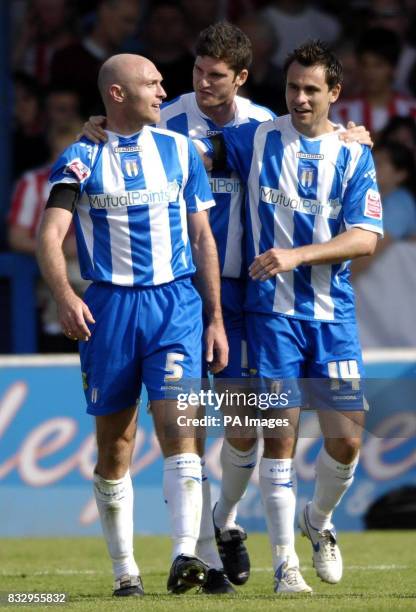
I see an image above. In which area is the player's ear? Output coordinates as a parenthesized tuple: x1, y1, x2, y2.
(235, 69, 248, 88)
(110, 84, 125, 104)
(329, 83, 341, 104)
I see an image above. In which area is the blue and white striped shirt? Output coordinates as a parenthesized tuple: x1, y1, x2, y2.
(158, 93, 276, 278)
(49, 125, 215, 286)
(204, 115, 383, 322)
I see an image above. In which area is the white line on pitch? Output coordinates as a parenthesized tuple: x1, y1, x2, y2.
(250, 565, 409, 572)
(1, 565, 410, 576)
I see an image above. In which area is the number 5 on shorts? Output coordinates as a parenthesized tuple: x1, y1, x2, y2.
(164, 352, 185, 382)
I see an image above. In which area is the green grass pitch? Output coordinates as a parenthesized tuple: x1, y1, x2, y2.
(1, 532, 415, 611)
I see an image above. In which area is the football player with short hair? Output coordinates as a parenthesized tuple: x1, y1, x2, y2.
(37, 53, 228, 597)
(200, 39, 382, 594)
(82, 26, 373, 594)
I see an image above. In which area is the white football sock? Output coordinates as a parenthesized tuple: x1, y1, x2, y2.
(195, 458, 223, 569)
(213, 439, 257, 529)
(259, 457, 298, 570)
(309, 446, 359, 531)
(93, 471, 139, 579)
(163, 453, 202, 560)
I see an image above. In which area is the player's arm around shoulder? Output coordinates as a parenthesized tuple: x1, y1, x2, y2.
(339, 121, 373, 147)
(194, 120, 260, 174)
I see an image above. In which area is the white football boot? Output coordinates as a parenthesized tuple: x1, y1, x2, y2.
(274, 559, 312, 594)
(299, 502, 343, 584)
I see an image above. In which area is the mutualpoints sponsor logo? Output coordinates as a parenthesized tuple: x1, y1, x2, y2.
(89, 180, 180, 209)
(209, 177, 241, 194)
(260, 186, 341, 219)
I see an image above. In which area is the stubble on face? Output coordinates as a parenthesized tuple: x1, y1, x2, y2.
(285, 62, 340, 137)
(193, 56, 240, 114)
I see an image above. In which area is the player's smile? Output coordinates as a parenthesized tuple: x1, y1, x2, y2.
(286, 61, 341, 137)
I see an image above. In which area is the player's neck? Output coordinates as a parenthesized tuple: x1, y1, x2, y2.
(198, 100, 236, 127)
(106, 116, 145, 135)
(292, 117, 335, 138)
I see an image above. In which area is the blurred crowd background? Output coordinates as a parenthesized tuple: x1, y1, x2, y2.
(1, 0, 416, 353)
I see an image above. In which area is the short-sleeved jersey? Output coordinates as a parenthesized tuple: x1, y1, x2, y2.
(49, 126, 215, 287)
(204, 114, 383, 322)
(158, 93, 276, 278)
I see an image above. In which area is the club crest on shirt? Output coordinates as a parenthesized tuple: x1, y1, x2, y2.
(123, 159, 140, 177)
(364, 189, 382, 219)
(300, 168, 315, 188)
(64, 158, 91, 182)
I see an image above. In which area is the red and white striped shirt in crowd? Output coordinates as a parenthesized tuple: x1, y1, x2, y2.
(8, 165, 52, 237)
(331, 93, 416, 134)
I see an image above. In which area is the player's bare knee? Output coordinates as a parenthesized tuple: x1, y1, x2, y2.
(263, 436, 296, 458)
(325, 437, 361, 464)
(226, 436, 257, 452)
(157, 436, 200, 458)
(96, 433, 135, 478)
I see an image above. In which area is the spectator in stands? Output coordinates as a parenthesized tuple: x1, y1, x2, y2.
(332, 28, 416, 136)
(143, 1, 194, 101)
(261, 0, 341, 68)
(378, 115, 416, 157)
(8, 121, 88, 352)
(374, 141, 416, 239)
(12, 71, 49, 180)
(236, 13, 286, 114)
(352, 140, 416, 347)
(368, 0, 416, 94)
(181, 0, 224, 49)
(333, 40, 361, 99)
(49, 0, 140, 116)
(12, 0, 77, 85)
(352, 140, 416, 279)
(46, 85, 83, 127)
(226, 0, 270, 22)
